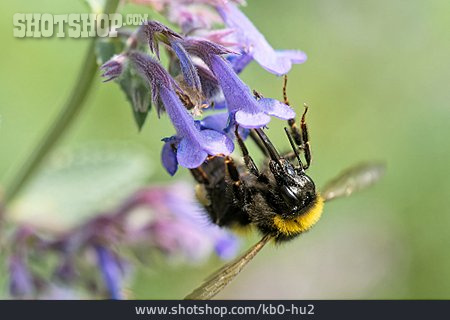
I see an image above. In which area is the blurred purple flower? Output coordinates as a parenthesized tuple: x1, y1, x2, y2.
(129, 51, 233, 171)
(95, 246, 124, 300)
(8, 255, 34, 298)
(122, 182, 239, 261)
(216, 2, 307, 75)
(200, 28, 238, 48)
(131, 0, 245, 13)
(166, 3, 222, 34)
(183, 39, 295, 128)
(6, 180, 240, 299)
(149, 218, 214, 261)
(148, 182, 240, 260)
(213, 233, 239, 260)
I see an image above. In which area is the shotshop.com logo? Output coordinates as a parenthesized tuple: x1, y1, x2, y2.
(13, 13, 149, 38)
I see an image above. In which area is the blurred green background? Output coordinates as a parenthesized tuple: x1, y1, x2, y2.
(1, 0, 450, 299)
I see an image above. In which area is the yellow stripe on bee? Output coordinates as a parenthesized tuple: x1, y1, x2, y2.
(273, 195, 324, 236)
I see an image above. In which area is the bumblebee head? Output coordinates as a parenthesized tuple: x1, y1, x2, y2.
(269, 158, 317, 217)
(253, 128, 324, 240)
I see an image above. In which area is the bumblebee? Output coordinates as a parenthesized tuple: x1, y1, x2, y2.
(186, 78, 385, 299)
(191, 106, 322, 242)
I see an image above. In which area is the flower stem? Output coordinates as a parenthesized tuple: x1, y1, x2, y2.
(2, 0, 121, 206)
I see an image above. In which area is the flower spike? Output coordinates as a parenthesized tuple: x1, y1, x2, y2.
(129, 51, 233, 171)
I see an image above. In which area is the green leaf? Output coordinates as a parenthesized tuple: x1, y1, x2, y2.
(9, 143, 152, 233)
(118, 67, 153, 131)
(95, 39, 152, 130)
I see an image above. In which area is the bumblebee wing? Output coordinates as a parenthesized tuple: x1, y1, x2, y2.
(184, 234, 273, 300)
(322, 162, 385, 202)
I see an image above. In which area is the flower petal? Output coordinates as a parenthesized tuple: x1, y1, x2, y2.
(170, 40, 202, 92)
(217, 3, 304, 75)
(227, 51, 253, 74)
(235, 110, 271, 128)
(200, 112, 229, 132)
(253, 49, 292, 76)
(199, 129, 234, 155)
(197, 65, 221, 100)
(8, 256, 34, 298)
(95, 246, 123, 300)
(214, 232, 240, 260)
(277, 50, 307, 64)
(177, 138, 208, 168)
(208, 55, 259, 115)
(258, 98, 296, 120)
(161, 140, 179, 176)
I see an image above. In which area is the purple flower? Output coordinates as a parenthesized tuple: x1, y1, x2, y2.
(8, 255, 34, 298)
(132, 183, 240, 261)
(131, 0, 245, 12)
(160, 136, 179, 176)
(95, 246, 124, 300)
(200, 28, 238, 48)
(216, 2, 307, 75)
(149, 218, 215, 261)
(166, 3, 222, 34)
(140, 20, 182, 59)
(200, 112, 249, 140)
(140, 21, 202, 93)
(213, 233, 240, 260)
(227, 52, 254, 74)
(100, 54, 127, 82)
(128, 51, 234, 170)
(162, 182, 240, 260)
(183, 39, 295, 128)
(196, 64, 221, 102)
(5, 182, 239, 299)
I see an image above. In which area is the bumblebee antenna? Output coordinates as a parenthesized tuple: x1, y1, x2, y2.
(254, 128, 281, 165)
(284, 127, 304, 171)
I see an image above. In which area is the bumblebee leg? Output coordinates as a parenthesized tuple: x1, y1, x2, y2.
(235, 126, 260, 176)
(282, 74, 290, 106)
(299, 105, 312, 169)
(286, 105, 312, 169)
(282, 76, 312, 168)
(283, 74, 306, 150)
(224, 155, 249, 202)
(283, 75, 302, 144)
(190, 167, 210, 184)
(254, 128, 282, 165)
(249, 129, 270, 157)
(225, 156, 241, 184)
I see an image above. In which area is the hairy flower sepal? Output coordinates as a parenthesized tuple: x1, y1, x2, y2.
(129, 51, 233, 173)
(100, 54, 127, 82)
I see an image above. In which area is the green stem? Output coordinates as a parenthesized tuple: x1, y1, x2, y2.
(3, 0, 121, 206)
